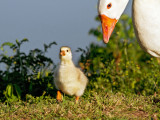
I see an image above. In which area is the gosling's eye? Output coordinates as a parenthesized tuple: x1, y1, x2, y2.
(107, 3, 112, 9)
(66, 50, 69, 52)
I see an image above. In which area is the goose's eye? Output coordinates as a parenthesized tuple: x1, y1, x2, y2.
(107, 3, 112, 9)
(67, 50, 69, 52)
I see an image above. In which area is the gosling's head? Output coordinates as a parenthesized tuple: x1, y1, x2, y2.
(59, 46, 72, 61)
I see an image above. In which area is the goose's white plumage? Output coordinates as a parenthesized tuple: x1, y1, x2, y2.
(132, 0, 160, 57)
(54, 46, 88, 102)
(98, 0, 160, 57)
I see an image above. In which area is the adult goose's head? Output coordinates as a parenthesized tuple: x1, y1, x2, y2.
(98, 0, 129, 43)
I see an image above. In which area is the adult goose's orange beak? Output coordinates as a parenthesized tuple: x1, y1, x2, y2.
(99, 14, 118, 43)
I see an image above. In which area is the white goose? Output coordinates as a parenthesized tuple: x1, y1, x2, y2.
(98, 0, 160, 57)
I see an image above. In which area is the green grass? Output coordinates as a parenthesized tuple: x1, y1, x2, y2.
(0, 91, 160, 120)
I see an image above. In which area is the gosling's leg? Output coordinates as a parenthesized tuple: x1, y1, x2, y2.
(56, 90, 62, 101)
(76, 96, 79, 103)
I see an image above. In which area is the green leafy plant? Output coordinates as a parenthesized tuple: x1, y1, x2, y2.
(0, 39, 57, 102)
(78, 15, 160, 95)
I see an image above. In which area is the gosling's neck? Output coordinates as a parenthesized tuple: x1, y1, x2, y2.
(60, 59, 74, 66)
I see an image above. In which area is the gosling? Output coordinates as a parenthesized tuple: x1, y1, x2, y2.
(54, 46, 88, 103)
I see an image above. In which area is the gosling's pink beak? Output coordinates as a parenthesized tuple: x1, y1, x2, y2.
(99, 14, 118, 43)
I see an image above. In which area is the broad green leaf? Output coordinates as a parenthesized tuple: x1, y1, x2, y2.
(6, 84, 13, 97)
(1, 42, 14, 51)
(16, 39, 20, 47)
(37, 71, 41, 79)
(13, 84, 22, 99)
(21, 38, 29, 43)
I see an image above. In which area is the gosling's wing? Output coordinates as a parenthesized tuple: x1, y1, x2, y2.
(76, 68, 88, 85)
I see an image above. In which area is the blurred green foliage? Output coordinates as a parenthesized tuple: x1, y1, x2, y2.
(78, 14, 160, 95)
(0, 39, 57, 102)
(1, 14, 160, 102)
